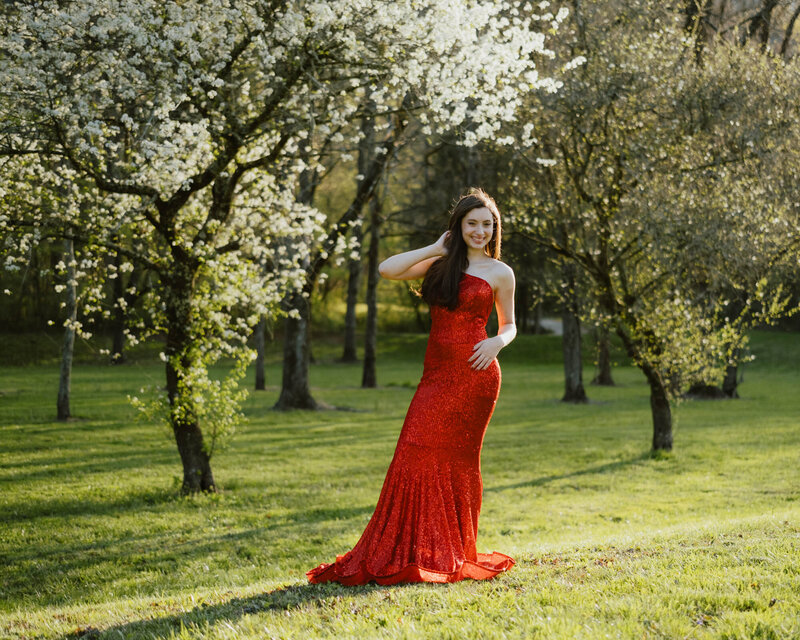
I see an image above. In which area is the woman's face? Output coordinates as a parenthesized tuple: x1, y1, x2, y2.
(460, 206, 494, 251)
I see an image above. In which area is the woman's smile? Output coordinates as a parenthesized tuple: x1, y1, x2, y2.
(461, 206, 494, 252)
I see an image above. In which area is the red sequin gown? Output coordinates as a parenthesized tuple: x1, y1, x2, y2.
(306, 272, 514, 585)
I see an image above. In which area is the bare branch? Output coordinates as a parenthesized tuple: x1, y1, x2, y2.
(305, 112, 408, 294)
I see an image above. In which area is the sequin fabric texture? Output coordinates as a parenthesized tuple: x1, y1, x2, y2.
(306, 272, 514, 585)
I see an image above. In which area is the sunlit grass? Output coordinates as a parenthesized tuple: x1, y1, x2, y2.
(0, 331, 798, 639)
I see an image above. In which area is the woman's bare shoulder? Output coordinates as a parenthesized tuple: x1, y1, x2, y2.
(488, 259, 515, 281)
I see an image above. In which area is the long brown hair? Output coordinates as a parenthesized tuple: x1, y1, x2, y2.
(421, 188, 502, 310)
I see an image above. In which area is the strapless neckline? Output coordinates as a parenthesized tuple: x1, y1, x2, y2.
(462, 272, 492, 293)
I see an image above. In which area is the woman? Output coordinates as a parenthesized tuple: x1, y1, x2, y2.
(307, 188, 517, 585)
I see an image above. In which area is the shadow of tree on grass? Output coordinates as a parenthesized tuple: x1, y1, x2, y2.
(67, 582, 389, 640)
(484, 452, 654, 494)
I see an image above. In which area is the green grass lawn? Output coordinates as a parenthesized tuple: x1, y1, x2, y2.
(0, 331, 798, 639)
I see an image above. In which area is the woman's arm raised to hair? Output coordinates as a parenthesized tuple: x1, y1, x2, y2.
(378, 231, 449, 281)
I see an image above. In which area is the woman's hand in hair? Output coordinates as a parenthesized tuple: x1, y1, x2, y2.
(433, 231, 450, 256)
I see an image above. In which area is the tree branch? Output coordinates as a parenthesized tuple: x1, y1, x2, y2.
(781, 4, 800, 58)
(50, 116, 163, 218)
(6, 218, 164, 273)
(304, 113, 408, 294)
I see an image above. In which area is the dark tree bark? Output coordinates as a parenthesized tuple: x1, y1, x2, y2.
(721, 359, 739, 398)
(110, 323, 125, 364)
(591, 324, 615, 386)
(57, 238, 76, 421)
(516, 281, 530, 333)
(254, 314, 267, 391)
(615, 326, 673, 451)
(170, 412, 216, 493)
(646, 368, 673, 452)
(276, 108, 406, 409)
(532, 301, 542, 334)
(341, 233, 363, 363)
(342, 110, 375, 362)
(561, 264, 588, 403)
(110, 251, 126, 363)
(747, 0, 779, 52)
(276, 157, 320, 409)
(684, 0, 711, 64)
(275, 290, 318, 409)
(561, 305, 587, 402)
(362, 196, 381, 388)
(781, 5, 800, 58)
(163, 262, 216, 493)
(110, 259, 148, 364)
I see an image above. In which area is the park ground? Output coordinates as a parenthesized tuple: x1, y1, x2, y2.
(0, 331, 798, 639)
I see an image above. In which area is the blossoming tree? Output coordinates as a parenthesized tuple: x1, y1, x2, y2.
(0, 0, 562, 491)
(501, 1, 799, 451)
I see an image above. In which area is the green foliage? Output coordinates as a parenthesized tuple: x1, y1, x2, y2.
(498, 1, 800, 412)
(130, 350, 252, 459)
(1, 331, 798, 638)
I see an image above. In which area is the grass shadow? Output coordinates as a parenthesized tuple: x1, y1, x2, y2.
(0, 451, 176, 487)
(67, 582, 390, 639)
(0, 484, 178, 524)
(2, 526, 282, 611)
(484, 452, 653, 493)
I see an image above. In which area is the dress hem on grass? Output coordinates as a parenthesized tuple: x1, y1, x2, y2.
(306, 552, 515, 586)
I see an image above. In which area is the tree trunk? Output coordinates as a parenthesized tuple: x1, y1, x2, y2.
(614, 321, 673, 451)
(110, 262, 147, 365)
(533, 301, 542, 334)
(721, 347, 740, 398)
(620, 324, 673, 450)
(170, 411, 216, 493)
(561, 305, 588, 402)
(362, 196, 381, 388)
(110, 316, 125, 363)
(516, 281, 529, 333)
(591, 324, 615, 386)
(683, 0, 710, 64)
(341, 227, 363, 362)
(561, 263, 587, 403)
(164, 269, 216, 493)
(343, 105, 376, 362)
(781, 4, 800, 58)
(747, 0, 779, 52)
(254, 314, 267, 391)
(57, 238, 76, 421)
(276, 154, 320, 409)
(278, 105, 401, 407)
(275, 291, 318, 409)
(110, 252, 126, 364)
(645, 367, 673, 452)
